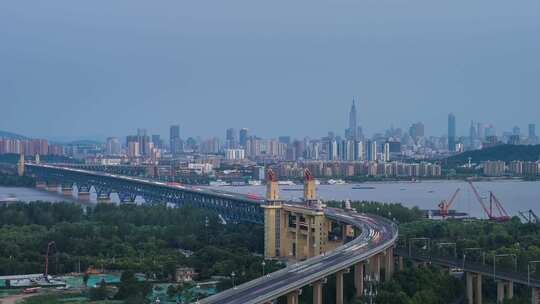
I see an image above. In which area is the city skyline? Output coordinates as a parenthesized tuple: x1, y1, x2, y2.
(1, 1, 540, 140)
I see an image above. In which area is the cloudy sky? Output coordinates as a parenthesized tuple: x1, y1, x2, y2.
(1, 0, 539, 141)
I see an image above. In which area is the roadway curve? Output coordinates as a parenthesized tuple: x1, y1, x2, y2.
(199, 206, 398, 304)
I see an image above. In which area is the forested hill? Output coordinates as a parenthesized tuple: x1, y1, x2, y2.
(0, 130, 28, 140)
(443, 144, 540, 168)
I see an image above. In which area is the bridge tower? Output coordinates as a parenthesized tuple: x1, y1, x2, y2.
(266, 168, 279, 201)
(303, 168, 316, 201)
(17, 153, 25, 177)
(262, 169, 283, 258)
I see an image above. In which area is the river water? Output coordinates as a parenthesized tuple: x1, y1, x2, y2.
(210, 180, 540, 219)
(1, 180, 539, 219)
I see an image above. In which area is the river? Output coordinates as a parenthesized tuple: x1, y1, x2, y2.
(1, 180, 539, 219)
(210, 180, 540, 219)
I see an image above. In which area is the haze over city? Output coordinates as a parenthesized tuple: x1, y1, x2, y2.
(1, 0, 540, 141)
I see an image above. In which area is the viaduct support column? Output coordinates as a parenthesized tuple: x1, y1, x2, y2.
(46, 183, 58, 193)
(312, 280, 323, 304)
(508, 281, 514, 299)
(532, 288, 540, 304)
(336, 270, 344, 304)
(370, 255, 380, 281)
(36, 181, 47, 190)
(497, 281, 505, 303)
(385, 247, 394, 281)
(77, 186, 90, 202)
(354, 263, 364, 297)
(466, 272, 474, 304)
(475, 273, 482, 304)
(286, 290, 299, 304)
(62, 185, 73, 196)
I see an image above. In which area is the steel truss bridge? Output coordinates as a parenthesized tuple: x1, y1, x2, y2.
(25, 163, 264, 223)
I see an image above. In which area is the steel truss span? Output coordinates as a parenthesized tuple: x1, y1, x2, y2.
(25, 163, 264, 223)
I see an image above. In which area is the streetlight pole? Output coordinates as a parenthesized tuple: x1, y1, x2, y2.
(408, 237, 431, 257)
(437, 242, 457, 259)
(528, 261, 540, 287)
(493, 254, 517, 280)
(462, 247, 483, 269)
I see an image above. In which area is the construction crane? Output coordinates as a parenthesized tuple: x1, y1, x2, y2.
(44, 241, 56, 278)
(518, 209, 539, 224)
(438, 188, 461, 219)
(468, 181, 511, 222)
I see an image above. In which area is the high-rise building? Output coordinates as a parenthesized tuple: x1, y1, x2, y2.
(409, 122, 425, 139)
(226, 128, 237, 148)
(477, 123, 485, 139)
(106, 137, 121, 155)
(170, 125, 181, 155)
(151, 135, 162, 149)
(328, 139, 338, 161)
(127, 141, 140, 158)
(347, 99, 358, 140)
(278, 136, 291, 145)
(383, 143, 390, 162)
(448, 113, 456, 152)
(528, 124, 536, 138)
(512, 126, 521, 136)
(239, 128, 249, 147)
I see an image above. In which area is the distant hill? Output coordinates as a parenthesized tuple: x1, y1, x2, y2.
(443, 144, 540, 168)
(0, 130, 28, 140)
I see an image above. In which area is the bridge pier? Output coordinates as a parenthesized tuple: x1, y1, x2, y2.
(532, 287, 540, 304)
(385, 247, 394, 281)
(354, 262, 364, 297)
(312, 280, 323, 304)
(97, 192, 111, 204)
(369, 254, 381, 281)
(466, 272, 482, 304)
(35, 181, 47, 190)
(475, 273, 482, 304)
(286, 290, 299, 304)
(336, 270, 344, 304)
(61, 185, 73, 196)
(467, 273, 473, 304)
(398, 256, 404, 271)
(46, 183, 58, 193)
(77, 186, 91, 202)
(496, 281, 514, 303)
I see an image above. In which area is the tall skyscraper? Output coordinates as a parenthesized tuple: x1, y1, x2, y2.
(170, 125, 181, 155)
(409, 122, 425, 139)
(106, 137, 121, 155)
(239, 128, 249, 147)
(347, 99, 358, 140)
(226, 128, 237, 148)
(448, 113, 456, 152)
(529, 124, 536, 138)
(151, 134, 162, 149)
(512, 126, 521, 136)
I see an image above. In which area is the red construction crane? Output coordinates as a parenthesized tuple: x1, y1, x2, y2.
(467, 181, 511, 222)
(438, 188, 461, 218)
(44, 241, 56, 278)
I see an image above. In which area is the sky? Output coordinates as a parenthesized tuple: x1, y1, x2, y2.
(1, 0, 539, 141)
